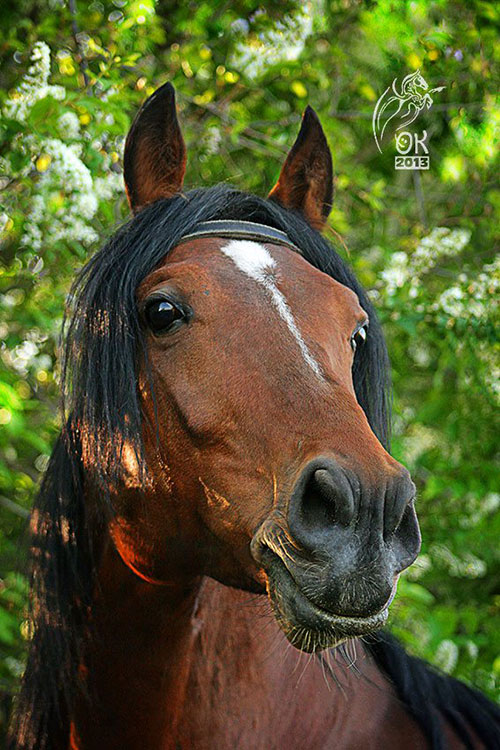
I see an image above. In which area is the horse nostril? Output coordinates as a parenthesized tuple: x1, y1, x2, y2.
(287, 459, 357, 552)
(312, 469, 355, 527)
(384, 472, 416, 540)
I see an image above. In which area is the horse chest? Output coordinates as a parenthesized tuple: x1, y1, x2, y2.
(168, 583, 429, 750)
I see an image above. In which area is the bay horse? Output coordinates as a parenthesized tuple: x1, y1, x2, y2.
(10, 83, 500, 749)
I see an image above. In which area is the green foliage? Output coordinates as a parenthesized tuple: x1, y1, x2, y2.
(0, 0, 498, 733)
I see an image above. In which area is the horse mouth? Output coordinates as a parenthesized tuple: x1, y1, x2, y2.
(260, 548, 389, 653)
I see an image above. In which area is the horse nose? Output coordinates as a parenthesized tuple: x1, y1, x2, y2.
(288, 457, 416, 551)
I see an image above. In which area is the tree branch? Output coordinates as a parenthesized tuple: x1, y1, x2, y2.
(68, 0, 90, 89)
(0, 495, 29, 519)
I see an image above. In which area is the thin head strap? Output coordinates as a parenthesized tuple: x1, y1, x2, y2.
(177, 220, 301, 254)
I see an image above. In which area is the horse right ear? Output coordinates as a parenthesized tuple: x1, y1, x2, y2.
(124, 82, 187, 213)
(268, 106, 333, 231)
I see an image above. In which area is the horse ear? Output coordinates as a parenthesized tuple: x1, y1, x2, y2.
(268, 106, 333, 231)
(124, 82, 187, 213)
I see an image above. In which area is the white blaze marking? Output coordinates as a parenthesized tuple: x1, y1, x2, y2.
(220, 239, 322, 377)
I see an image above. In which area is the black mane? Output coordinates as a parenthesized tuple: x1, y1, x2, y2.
(368, 631, 500, 749)
(10, 186, 498, 748)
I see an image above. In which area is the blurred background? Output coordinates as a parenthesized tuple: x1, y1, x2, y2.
(0, 0, 498, 734)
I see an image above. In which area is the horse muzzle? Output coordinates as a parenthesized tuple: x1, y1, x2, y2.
(250, 456, 421, 652)
(258, 545, 391, 652)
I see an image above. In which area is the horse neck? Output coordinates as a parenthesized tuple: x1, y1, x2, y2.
(76, 542, 299, 749)
(72, 535, 425, 750)
(71, 533, 199, 748)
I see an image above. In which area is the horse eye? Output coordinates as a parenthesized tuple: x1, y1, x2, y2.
(351, 324, 368, 353)
(144, 298, 185, 334)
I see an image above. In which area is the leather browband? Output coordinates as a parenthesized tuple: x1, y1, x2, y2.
(177, 220, 301, 254)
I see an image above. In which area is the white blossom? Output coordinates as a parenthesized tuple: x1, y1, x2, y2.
(458, 492, 500, 528)
(58, 111, 80, 139)
(381, 227, 472, 298)
(30, 195, 45, 223)
(405, 553, 432, 581)
(73, 192, 98, 220)
(403, 424, 438, 466)
(20, 135, 102, 248)
(430, 543, 487, 578)
(465, 641, 479, 660)
(230, 4, 315, 79)
(380, 257, 409, 294)
(4, 42, 65, 123)
(4, 41, 122, 251)
(94, 172, 123, 201)
(10, 340, 39, 374)
(434, 639, 459, 674)
(0, 213, 9, 233)
(203, 125, 222, 155)
(49, 217, 98, 246)
(434, 256, 499, 322)
(21, 221, 43, 251)
(42, 139, 93, 192)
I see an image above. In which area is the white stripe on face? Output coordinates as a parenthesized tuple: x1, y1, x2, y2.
(220, 239, 322, 378)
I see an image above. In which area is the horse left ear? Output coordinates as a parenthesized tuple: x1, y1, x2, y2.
(268, 106, 333, 231)
(124, 82, 186, 213)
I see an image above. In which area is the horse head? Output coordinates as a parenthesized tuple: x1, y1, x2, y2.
(97, 83, 421, 653)
(401, 69, 429, 98)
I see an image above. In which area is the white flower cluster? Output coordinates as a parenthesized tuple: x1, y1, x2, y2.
(0, 328, 53, 376)
(465, 641, 479, 661)
(21, 194, 44, 251)
(94, 172, 124, 202)
(21, 137, 99, 250)
(402, 423, 438, 466)
(230, 4, 314, 79)
(4, 42, 65, 123)
(58, 111, 81, 139)
(434, 639, 459, 674)
(479, 346, 500, 402)
(381, 226, 472, 298)
(381, 227, 497, 402)
(404, 553, 432, 581)
(203, 125, 222, 156)
(458, 492, 500, 528)
(4, 43, 125, 253)
(430, 543, 487, 579)
(0, 213, 9, 233)
(434, 255, 499, 321)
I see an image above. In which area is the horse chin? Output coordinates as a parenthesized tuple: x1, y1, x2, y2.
(262, 550, 389, 653)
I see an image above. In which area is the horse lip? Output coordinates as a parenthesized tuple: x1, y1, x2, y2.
(260, 545, 390, 637)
